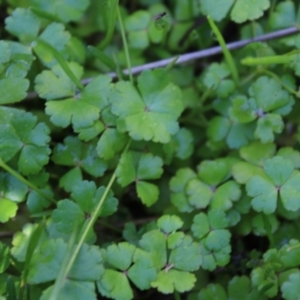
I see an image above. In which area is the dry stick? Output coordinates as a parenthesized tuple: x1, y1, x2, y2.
(27, 26, 299, 98)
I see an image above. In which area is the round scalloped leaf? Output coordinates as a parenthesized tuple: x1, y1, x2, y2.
(136, 181, 159, 207)
(127, 249, 157, 290)
(71, 181, 118, 217)
(198, 283, 227, 300)
(97, 269, 133, 300)
(192, 213, 210, 239)
(264, 156, 293, 186)
(52, 136, 107, 178)
(5, 8, 40, 43)
(277, 147, 300, 169)
(211, 181, 241, 211)
(239, 141, 276, 166)
(139, 230, 167, 270)
(254, 114, 284, 143)
(169, 236, 202, 272)
(281, 271, 300, 300)
(197, 159, 229, 186)
(170, 168, 197, 212)
(111, 69, 183, 143)
(186, 178, 213, 209)
(231, 0, 270, 23)
(151, 269, 196, 294)
(40, 281, 96, 300)
(205, 229, 231, 251)
(137, 153, 163, 180)
(246, 175, 277, 214)
(32, 0, 90, 22)
(0, 109, 51, 175)
(249, 76, 291, 112)
(0, 198, 18, 223)
(35, 62, 82, 100)
(105, 242, 136, 271)
(0, 77, 29, 104)
(157, 215, 183, 234)
(51, 199, 85, 234)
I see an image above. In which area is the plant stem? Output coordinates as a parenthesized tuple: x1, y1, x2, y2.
(61, 139, 131, 281)
(116, 6, 134, 83)
(0, 158, 56, 204)
(206, 15, 239, 85)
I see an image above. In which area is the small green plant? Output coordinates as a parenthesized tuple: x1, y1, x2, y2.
(1, 0, 300, 299)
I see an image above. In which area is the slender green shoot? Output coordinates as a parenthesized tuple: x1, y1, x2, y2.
(34, 38, 84, 91)
(60, 140, 131, 284)
(207, 15, 239, 85)
(0, 158, 56, 204)
(116, 6, 134, 83)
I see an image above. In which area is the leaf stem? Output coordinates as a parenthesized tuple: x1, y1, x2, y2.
(116, 6, 134, 83)
(34, 38, 84, 91)
(62, 139, 131, 280)
(0, 158, 56, 204)
(261, 69, 299, 97)
(206, 15, 239, 85)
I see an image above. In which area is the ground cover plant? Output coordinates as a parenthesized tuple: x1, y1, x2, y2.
(2, 0, 300, 299)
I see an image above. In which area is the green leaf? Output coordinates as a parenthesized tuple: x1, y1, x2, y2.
(197, 158, 230, 186)
(246, 175, 277, 214)
(71, 181, 118, 217)
(151, 269, 196, 294)
(249, 77, 292, 113)
(52, 200, 85, 234)
(34, 22, 71, 67)
(202, 62, 235, 97)
(97, 269, 133, 300)
(137, 180, 159, 207)
(164, 127, 194, 160)
(35, 62, 83, 100)
(186, 178, 213, 209)
(28, 239, 103, 283)
(169, 235, 202, 272)
(117, 151, 163, 206)
(52, 136, 107, 178)
(200, 0, 234, 21)
(157, 215, 183, 234)
(137, 153, 163, 180)
(198, 283, 227, 300)
(41, 281, 97, 300)
(230, 95, 257, 123)
(32, 0, 90, 22)
(5, 8, 40, 43)
(254, 114, 284, 143)
(231, 0, 270, 23)
(239, 141, 276, 166)
(125, 11, 151, 49)
(0, 77, 29, 104)
(0, 172, 27, 203)
(269, 1, 295, 30)
(246, 156, 300, 213)
(0, 198, 18, 223)
(105, 242, 136, 270)
(139, 230, 167, 270)
(111, 69, 183, 143)
(281, 271, 300, 300)
(127, 249, 157, 290)
(170, 168, 197, 212)
(228, 275, 267, 300)
(211, 181, 241, 211)
(192, 210, 230, 252)
(44, 74, 111, 128)
(0, 108, 51, 175)
(0, 242, 10, 272)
